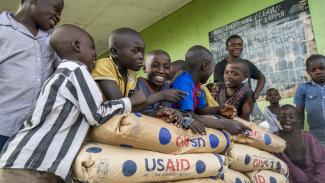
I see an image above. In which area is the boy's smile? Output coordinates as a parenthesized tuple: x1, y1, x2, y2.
(278, 107, 297, 133)
(147, 54, 171, 86)
(224, 64, 245, 88)
(227, 38, 243, 58)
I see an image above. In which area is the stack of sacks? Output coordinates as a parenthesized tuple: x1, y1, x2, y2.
(229, 144, 289, 183)
(72, 143, 226, 183)
(233, 117, 286, 153)
(88, 113, 232, 154)
(73, 113, 233, 183)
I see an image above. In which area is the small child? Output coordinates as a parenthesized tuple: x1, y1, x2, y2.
(172, 45, 250, 135)
(295, 54, 325, 148)
(264, 88, 282, 133)
(0, 0, 64, 150)
(276, 105, 325, 183)
(213, 59, 254, 121)
(135, 50, 186, 115)
(0, 24, 145, 183)
(92, 27, 145, 100)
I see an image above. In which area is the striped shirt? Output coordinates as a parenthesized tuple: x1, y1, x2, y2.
(0, 60, 132, 182)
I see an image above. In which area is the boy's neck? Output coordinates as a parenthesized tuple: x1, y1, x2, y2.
(269, 103, 280, 108)
(313, 80, 325, 86)
(225, 55, 236, 62)
(187, 69, 200, 85)
(112, 57, 128, 77)
(146, 79, 162, 92)
(14, 11, 39, 37)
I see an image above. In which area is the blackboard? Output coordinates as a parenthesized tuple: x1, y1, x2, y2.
(209, 0, 316, 98)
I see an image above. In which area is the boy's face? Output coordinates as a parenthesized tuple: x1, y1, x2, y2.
(32, 0, 64, 31)
(307, 58, 325, 85)
(224, 64, 246, 88)
(146, 54, 171, 86)
(116, 37, 145, 71)
(266, 89, 281, 104)
(278, 107, 298, 133)
(226, 38, 243, 58)
(200, 59, 214, 84)
(79, 35, 97, 71)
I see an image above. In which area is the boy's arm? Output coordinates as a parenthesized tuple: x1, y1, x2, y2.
(240, 95, 254, 121)
(191, 112, 250, 135)
(69, 66, 132, 126)
(249, 61, 266, 100)
(99, 80, 124, 100)
(254, 74, 266, 100)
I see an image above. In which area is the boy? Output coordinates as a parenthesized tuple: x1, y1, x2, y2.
(276, 105, 325, 183)
(92, 27, 145, 100)
(0, 24, 145, 183)
(213, 35, 266, 100)
(213, 59, 254, 121)
(264, 88, 282, 133)
(172, 45, 250, 135)
(135, 49, 187, 114)
(0, 0, 64, 150)
(295, 54, 325, 148)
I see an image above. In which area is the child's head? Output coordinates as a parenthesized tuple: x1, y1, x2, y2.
(108, 27, 145, 71)
(169, 60, 186, 81)
(144, 50, 171, 87)
(223, 59, 248, 88)
(185, 45, 214, 84)
(50, 24, 97, 71)
(306, 54, 325, 85)
(19, 0, 64, 31)
(266, 88, 281, 104)
(226, 35, 243, 58)
(278, 104, 298, 133)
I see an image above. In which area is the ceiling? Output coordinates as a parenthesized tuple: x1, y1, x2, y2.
(0, 0, 191, 53)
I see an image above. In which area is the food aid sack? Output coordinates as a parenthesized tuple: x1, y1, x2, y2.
(89, 113, 232, 154)
(229, 144, 288, 176)
(72, 143, 227, 183)
(217, 168, 251, 183)
(169, 178, 226, 183)
(233, 117, 286, 153)
(245, 170, 289, 183)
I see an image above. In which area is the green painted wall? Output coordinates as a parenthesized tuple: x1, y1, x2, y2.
(140, 0, 325, 61)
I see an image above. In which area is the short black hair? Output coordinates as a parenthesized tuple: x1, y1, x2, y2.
(306, 54, 325, 69)
(146, 49, 170, 59)
(266, 88, 279, 95)
(226, 35, 243, 46)
(227, 58, 249, 76)
(280, 104, 297, 113)
(185, 45, 213, 70)
(108, 27, 142, 50)
(21, 0, 25, 3)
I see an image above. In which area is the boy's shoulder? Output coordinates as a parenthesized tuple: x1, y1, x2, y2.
(173, 71, 192, 83)
(56, 60, 87, 74)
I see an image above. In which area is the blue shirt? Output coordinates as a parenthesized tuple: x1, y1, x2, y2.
(0, 12, 60, 137)
(171, 71, 207, 111)
(294, 81, 325, 129)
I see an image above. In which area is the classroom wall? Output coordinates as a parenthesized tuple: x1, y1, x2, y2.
(140, 0, 325, 61)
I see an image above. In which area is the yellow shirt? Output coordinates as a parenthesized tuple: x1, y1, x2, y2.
(201, 85, 218, 107)
(92, 57, 137, 97)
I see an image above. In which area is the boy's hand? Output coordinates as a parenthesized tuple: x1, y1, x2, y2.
(156, 107, 182, 125)
(159, 89, 187, 103)
(129, 91, 146, 106)
(222, 119, 251, 135)
(219, 104, 237, 119)
(188, 120, 206, 135)
(206, 83, 218, 98)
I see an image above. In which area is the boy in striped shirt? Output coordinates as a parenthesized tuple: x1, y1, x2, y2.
(0, 24, 145, 183)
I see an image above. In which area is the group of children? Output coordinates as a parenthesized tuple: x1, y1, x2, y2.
(0, 0, 324, 182)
